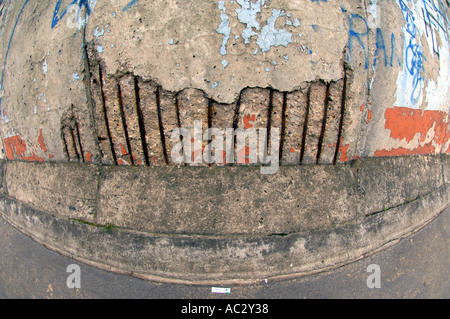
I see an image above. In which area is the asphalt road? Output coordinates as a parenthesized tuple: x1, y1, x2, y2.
(0, 207, 448, 299)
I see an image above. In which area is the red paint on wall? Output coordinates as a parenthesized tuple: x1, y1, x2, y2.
(366, 110, 372, 124)
(375, 107, 449, 156)
(243, 114, 256, 129)
(37, 129, 47, 152)
(384, 107, 448, 144)
(338, 140, 350, 162)
(4, 135, 44, 162)
(374, 144, 436, 157)
(85, 151, 92, 162)
(120, 143, 128, 156)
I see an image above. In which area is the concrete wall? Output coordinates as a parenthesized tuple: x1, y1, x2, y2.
(0, 0, 449, 283)
(0, 0, 448, 166)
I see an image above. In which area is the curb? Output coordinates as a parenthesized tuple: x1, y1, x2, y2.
(0, 154, 449, 284)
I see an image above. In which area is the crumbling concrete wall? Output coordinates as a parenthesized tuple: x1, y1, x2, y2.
(0, 0, 448, 167)
(0, 0, 449, 284)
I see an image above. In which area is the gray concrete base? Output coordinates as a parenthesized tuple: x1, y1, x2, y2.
(0, 154, 448, 284)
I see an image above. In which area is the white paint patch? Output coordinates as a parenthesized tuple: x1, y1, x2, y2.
(416, 0, 450, 111)
(94, 27, 105, 38)
(256, 9, 292, 52)
(66, 0, 98, 30)
(42, 59, 48, 75)
(235, 0, 264, 44)
(222, 59, 229, 69)
(367, 0, 380, 29)
(212, 82, 220, 89)
(97, 45, 104, 53)
(218, 0, 296, 55)
(425, 51, 449, 111)
(217, 1, 231, 55)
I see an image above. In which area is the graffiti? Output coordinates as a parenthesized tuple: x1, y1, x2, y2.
(390, 33, 402, 67)
(421, 0, 448, 58)
(373, 28, 403, 68)
(51, 0, 95, 29)
(0, 0, 30, 116)
(374, 28, 387, 67)
(348, 13, 403, 70)
(398, 0, 426, 105)
(122, 0, 139, 12)
(347, 13, 369, 69)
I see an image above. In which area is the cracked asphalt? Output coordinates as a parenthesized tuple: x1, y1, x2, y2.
(0, 207, 448, 299)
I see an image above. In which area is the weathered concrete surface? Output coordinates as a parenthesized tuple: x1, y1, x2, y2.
(357, 155, 445, 215)
(0, 1, 449, 284)
(4, 161, 100, 222)
(0, 1, 448, 165)
(0, 155, 448, 283)
(0, 1, 100, 163)
(86, 0, 347, 104)
(95, 164, 361, 235)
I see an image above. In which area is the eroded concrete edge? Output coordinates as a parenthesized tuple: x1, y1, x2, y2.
(0, 155, 448, 284)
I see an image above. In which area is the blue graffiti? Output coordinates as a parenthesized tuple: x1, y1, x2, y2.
(312, 0, 328, 3)
(390, 33, 402, 67)
(122, 0, 139, 12)
(51, 0, 93, 29)
(399, 0, 426, 105)
(347, 12, 403, 71)
(373, 28, 387, 67)
(347, 13, 369, 69)
(421, 0, 448, 58)
(0, 0, 30, 116)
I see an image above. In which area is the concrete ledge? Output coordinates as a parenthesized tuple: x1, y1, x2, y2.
(0, 154, 448, 284)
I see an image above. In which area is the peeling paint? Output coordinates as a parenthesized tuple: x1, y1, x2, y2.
(217, 1, 231, 55)
(217, 0, 298, 57)
(366, 110, 372, 124)
(375, 106, 450, 156)
(4, 135, 44, 162)
(94, 26, 105, 38)
(222, 59, 229, 69)
(339, 138, 350, 162)
(42, 59, 48, 75)
(235, 0, 264, 44)
(37, 129, 47, 153)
